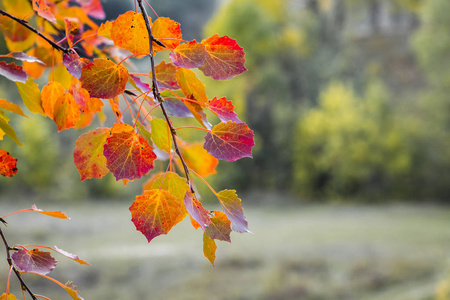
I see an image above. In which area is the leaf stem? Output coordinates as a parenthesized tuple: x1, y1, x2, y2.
(0, 228, 37, 300)
(137, 0, 195, 194)
(0, 9, 69, 53)
(174, 126, 210, 133)
(1, 208, 34, 219)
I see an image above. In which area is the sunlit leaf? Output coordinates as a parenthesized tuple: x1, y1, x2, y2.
(208, 97, 241, 123)
(73, 128, 110, 181)
(0, 149, 18, 177)
(64, 281, 85, 300)
(12, 248, 57, 275)
(163, 98, 192, 117)
(0, 114, 22, 146)
(16, 78, 44, 115)
(41, 81, 65, 118)
(130, 189, 188, 242)
(0, 62, 27, 83)
(217, 190, 250, 233)
(151, 17, 181, 52)
(205, 211, 232, 242)
(143, 172, 189, 203)
(52, 92, 81, 131)
(204, 121, 254, 161)
(103, 130, 157, 181)
(0, 99, 27, 117)
(31, 204, 70, 219)
(63, 51, 83, 79)
(80, 58, 128, 99)
(54, 246, 89, 265)
(200, 34, 247, 80)
(130, 74, 151, 94)
(176, 68, 208, 104)
(0, 293, 18, 300)
(151, 118, 171, 153)
(203, 233, 217, 267)
(6, 52, 44, 64)
(184, 191, 211, 231)
(180, 142, 218, 177)
(111, 11, 149, 54)
(154, 61, 179, 90)
(32, 0, 56, 23)
(170, 41, 207, 69)
(98, 20, 112, 39)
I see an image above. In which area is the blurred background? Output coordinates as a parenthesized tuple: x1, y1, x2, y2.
(2, 0, 450, 299)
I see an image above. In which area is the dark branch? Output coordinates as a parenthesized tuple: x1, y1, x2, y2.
(137, 0, 195, 194)
(0, 9, 69, 53)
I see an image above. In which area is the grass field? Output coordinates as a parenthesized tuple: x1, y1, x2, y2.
(1, 198, 450, 300)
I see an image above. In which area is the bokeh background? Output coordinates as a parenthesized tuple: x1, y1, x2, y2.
(2, 0, 450, 299)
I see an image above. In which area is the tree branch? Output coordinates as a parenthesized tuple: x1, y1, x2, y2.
(0, 227, 37, 300)
(137, 0, 195, 194)
(0, 9, 69, 53)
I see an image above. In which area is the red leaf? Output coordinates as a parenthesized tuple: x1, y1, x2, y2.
(73, 128, 110, 181)
(184, 191, 211, 231)
(12, 248, 57, 275)
(103, 130, 157, 181)
(154, 61, 179, 90)
(208, 97, 241, 123)
(199, 34, 247, 80)
(0, 149, 17, 177)
(32, 0, 56, 24)
(203, 233, 217, 267)
(205, 211, 232, 242)
(204, 121, 254, 161)
(54, 246, 89, 265)
(170, 41, 207, 69)
(80, 58, 129, 99)
(130, 189, 188, 243)
(0, 62, 27, 83)
(31, 204, 70, 219)
(217, 190, 250, 233)
(151, 17, 182, 52)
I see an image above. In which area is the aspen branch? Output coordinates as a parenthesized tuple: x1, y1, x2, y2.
(0, 9, 69, 53)
(137, 0, 195, 194)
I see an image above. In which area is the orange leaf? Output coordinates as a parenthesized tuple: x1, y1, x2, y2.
(205, 211, 232, 242)
(154, 61, 179, 90)
(151, 17, 182, 52)
(200, 34, 247, 80)
(180, 142, 218, 177)
(175, 68, 208, 104)
(0, 149, 18, 177)
(130, 189, 188, 242)
(31, 204, 70, 219)
(111, 11, 149, 55)
(73, 128, 110, 181)
(0, 99, 27, 117)
(54, 246, 89, 265)
(103, 130, 157, 181)
(203, 232, 217, 267)
(32, 0, 56, 24)
(0, 293, 18, 300)
(80, 58, 128, 99)
(41, 81, 65, 118)
(64, 282, 84, 300)
(53, 92, 81, 131)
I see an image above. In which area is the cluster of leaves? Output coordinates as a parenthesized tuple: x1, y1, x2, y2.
(0, 206, 87, 300)
(0, 0, 253, 286)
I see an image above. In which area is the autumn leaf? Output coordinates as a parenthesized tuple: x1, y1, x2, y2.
(41, 81, 65, 118)
(53, 92, 81, 131)
(111, 11, 149, 54)
(204, 121, 254, 161)
(0, 99, 27, 117)
(73, 128, 110, 181)
(0, 62, 27, 83)
(208, 97, 241, 123)
(184, 191, 211, 231)
(217, 190, 250, 233)
(80, 58, 128, 99)
(98, 20, 112, 39)
(63, 51, 83, 79)
(180, 142, 218, 177)
(205, 211, 232, 242)
(163, 98, 192, 117)
(143, 172, 189, 203)
(0, 114, 22, 146)
(6, 52, 44, 64)
(200, 34, 247, 80)
(12, 248, 57, 275)
(154, 61, 179, 90)
(203, 233, 217, 267)
(16, 78, 45, 115)
(151, 17, 182, 52)
(31, 204, 70, 219)
(103, 130, 157, 181)
(176, 68, 208, 104)
(151, 118, 171, 153)
(0, 149, 18, 177)
(32, 0, 56, 23)
(0, 16, 36, 52)
(130, 74, 151, 94)
(64, 282, 85, 300)
(130, 189, 188, 243)
(170, 41, 207, 69)
(0, 293, 18, 300)
(54, 246, 89, 265)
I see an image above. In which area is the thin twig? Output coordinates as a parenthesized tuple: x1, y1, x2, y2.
(0, 9, 69, 53)
(0, 228, 37, 300)
(137, 0, 195, 193)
